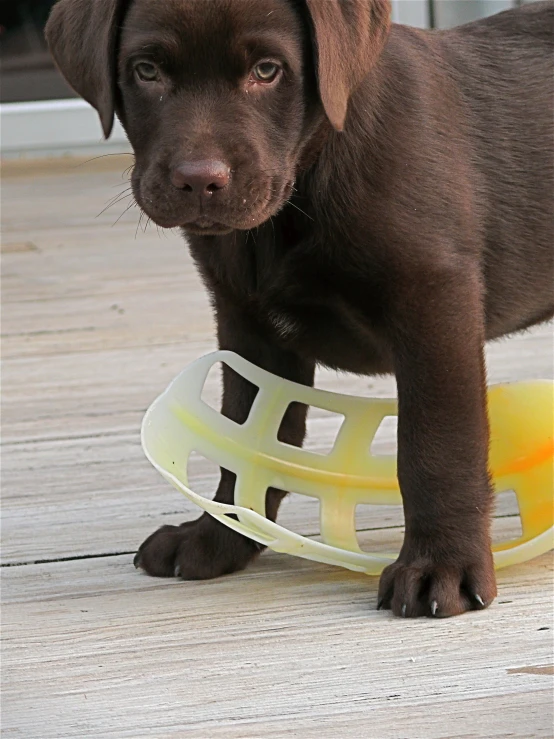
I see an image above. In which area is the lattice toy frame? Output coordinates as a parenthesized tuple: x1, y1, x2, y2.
(141, 351, 554, 575)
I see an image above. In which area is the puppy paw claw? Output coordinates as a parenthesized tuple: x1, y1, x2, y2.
(377, 547, 497, 618)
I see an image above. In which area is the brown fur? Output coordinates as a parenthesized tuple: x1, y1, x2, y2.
(46, 0, 554, 617)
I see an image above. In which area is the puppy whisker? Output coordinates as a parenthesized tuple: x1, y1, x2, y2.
(96, 189, 134, 217)
(74, 152, 134, 168)
(286, 200, 314, 221)
(112, 199, 138, 226)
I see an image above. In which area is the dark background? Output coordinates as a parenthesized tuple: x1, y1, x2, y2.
(1, 0, 74, 102)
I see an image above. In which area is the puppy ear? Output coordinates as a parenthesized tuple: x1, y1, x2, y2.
(45, 0, 129, 138)
(304, 0, 391, 131)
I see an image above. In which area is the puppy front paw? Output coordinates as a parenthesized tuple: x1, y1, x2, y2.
(377, 537, 497, 618)
(134, 514, 262, 580)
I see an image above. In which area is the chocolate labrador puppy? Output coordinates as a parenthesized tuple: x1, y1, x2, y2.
(46, 0, 553, 617)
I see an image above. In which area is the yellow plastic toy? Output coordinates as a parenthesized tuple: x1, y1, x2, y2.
(141, 351, 554, 575)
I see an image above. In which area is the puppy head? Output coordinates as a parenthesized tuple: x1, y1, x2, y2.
(46, 0, 390, 235)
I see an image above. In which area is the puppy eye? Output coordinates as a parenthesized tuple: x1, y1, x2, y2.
(134, 61, 160, 82)
(252, 62, 280, 83)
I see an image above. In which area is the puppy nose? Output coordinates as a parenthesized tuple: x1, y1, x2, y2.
(170, 160, 230, 194)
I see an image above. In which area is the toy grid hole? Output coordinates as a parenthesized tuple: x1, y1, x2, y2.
(187, 450, 221, 499)
(300, 405, 345, 455)
(492, 490, 523, 542)
(355, 504, 405, 553)
(370, 415, 397, 456)
(278, 491, 321, 537)
(200, 362, 259, 424)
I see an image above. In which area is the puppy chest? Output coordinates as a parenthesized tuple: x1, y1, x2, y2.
(254, 289, 392, 375)
(199, 233, 392, 373)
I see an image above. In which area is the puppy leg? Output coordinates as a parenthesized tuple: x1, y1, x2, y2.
(378, 260, 497, 617)
(135, 305, 315, 579)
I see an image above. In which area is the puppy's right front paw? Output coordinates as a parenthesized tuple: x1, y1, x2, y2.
(377, 532, 497, 618)
(134, 514, 261, 580)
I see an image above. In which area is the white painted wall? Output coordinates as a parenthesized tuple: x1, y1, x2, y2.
(433, 0, 514, 28)
(392, 0, 430, 28)
(1, 99, 130, 159)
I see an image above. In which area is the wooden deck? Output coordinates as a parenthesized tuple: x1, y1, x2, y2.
(2, 157, 553, 738)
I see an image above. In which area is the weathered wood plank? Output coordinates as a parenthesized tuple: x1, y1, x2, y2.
(1, 403, 521, 564)
(2, 553, 552, 738)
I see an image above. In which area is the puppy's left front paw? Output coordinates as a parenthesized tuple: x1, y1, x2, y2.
(377, 540, 497, 618)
